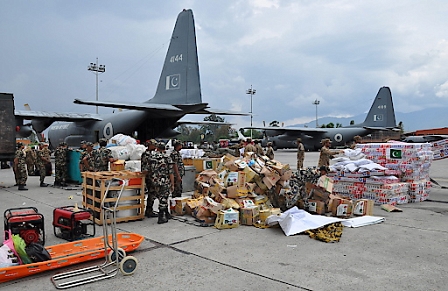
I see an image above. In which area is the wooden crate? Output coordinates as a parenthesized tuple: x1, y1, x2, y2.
(81, 170, 146, 225)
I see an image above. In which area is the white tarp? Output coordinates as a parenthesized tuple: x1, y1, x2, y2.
(266, 207, 385, 236)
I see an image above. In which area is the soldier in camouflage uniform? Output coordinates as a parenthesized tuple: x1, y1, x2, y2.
(25, 145, 37, 176)
(170, 140, 185, 198)
(54, 142, 69, 186)
(141, 139, 158, 218)
(78, 141, 88, 172)
(254, 140, 265, 156)
(14, 142, 28, 190)
(93, 138, 116, 172)
(265, 142, 275, 160)
(36, 142, 51, 187)
(296, 138, 305, 170)
(149, 142, 174, 224)
(318, 138, 344, 168)
(81, 142, 95, 172)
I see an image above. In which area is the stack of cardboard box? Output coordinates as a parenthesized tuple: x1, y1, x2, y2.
(172, 153, 291, 228)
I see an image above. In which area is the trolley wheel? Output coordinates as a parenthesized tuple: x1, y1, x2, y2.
(119, 256, 138, 276)
(108, 247, 126, 264)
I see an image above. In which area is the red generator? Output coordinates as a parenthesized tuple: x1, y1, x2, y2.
(4, 207, 45, 245)
(53, 206, 95, 241)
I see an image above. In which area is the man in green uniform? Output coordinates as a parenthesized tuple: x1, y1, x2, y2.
(36, 142, 51, 187)
(14, 142, 28, 190)
(170, 140, 185, 198)
(141, 139, 158, 218)
(149, 142, 174, 224)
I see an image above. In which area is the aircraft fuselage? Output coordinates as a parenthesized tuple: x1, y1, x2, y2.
(47, 110, 182, 148)
(262, 127, 372, 151)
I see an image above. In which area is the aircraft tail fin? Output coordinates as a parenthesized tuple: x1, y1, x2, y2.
(361, 86, 397, 128)
(147, 9, 202, 106)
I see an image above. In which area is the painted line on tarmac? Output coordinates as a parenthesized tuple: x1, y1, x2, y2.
(125, 230, 314, 291)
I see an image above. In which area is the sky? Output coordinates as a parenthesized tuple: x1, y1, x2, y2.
(1, 0, 448, 132)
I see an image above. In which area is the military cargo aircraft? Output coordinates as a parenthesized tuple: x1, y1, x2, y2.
(14, 9, 243, 149)
(247, 86, 398, 150)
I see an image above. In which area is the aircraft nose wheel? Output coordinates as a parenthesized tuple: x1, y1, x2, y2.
(119, 256, 139, 275)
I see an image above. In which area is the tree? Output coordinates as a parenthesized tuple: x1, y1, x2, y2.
(350, 120, 355, 125)
(336, 123, 342, 128)
(200, 114, 228, 142)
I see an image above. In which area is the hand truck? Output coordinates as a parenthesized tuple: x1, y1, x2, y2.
(51, 178, 139, 289)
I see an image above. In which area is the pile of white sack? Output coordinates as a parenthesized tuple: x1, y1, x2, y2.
(107, 134, 146, 172)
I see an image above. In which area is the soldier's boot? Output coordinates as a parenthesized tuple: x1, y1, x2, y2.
(157, 205, 168, 224)
(165, 207, 172, 220)
(145, 201, 157, 218)
(54, 181, 61, 187)
(18, 185, 28, 191)
(40, 182, 48, 187)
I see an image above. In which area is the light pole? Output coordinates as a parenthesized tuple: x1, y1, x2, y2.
(88, 58, 106, 114)
(246, 85, 256, 139)
(313, 99, 320, 127)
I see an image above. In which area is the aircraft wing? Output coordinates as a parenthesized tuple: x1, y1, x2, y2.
(191, 107, 250, 116)
(176, 120, 233, 126)
(363, 126, 399, 131)
(245, 126, 328, 134)
(73, 99, 182, 112)
(15, 110, 102, 121)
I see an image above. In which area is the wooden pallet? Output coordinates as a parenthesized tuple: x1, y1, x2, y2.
(81, 171, 146, 225)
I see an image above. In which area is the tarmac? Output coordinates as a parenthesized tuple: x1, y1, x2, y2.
(0, 150, 447, 291)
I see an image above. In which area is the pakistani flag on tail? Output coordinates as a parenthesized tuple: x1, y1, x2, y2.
(390, 148, 402, 159)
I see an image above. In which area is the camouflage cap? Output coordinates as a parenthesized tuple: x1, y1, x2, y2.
(99, 138, 108, 143)
(17, 142, 24, 147)
(296, 137, 302, 142)
(80, 140, 86, 145)
(86, 142, 93, 147)
(321, 138, 331, 144)
(173, 139, 182, 147)
(157, 141, 166, 149)
(146, 139, 157, 146)
(319, 166, 329, 172)
(59, 142, 67, 146)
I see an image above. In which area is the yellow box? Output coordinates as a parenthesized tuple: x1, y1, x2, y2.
(259, 208, 281, 223)
(243, 166, 258, 182)
(214, 208, 239, 229)
(110, 160, 125, 171)
(240, 206, 259, 226)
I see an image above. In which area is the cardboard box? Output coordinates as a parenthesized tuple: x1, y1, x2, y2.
(240, 206, 260, 226)
(307, 199, 326, 215)
(221, 197, 240, 210)
(110, 160, 126, 171)
(226, 172, 239, 187)
(172, 197, 188, 216)
(270, 162, 291, 176)
(280, 170, 293, 181)
(226, 185, 248, 199)
(331, 197, 353, 218)
(234, 198, 256, 209)
(193, 205, 211, 218)
(259, 208, 281, 223)
(204, 197, 223, 214)
(353, 199, 374, 216)
(237, 171, 246, 188)
(214, 208, 239, 229)
(209, 183, 224, 198)
(243, 166, 258, 182)
(261, 167, 281, 188)
(317, 176, 334, 193)
(185, 198, 203, 215)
